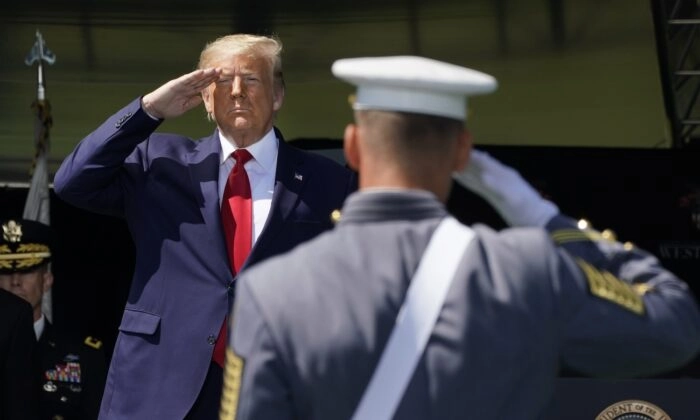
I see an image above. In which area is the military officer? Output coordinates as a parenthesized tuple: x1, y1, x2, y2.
(0, 219, 108, 420)
(220, 56, 700, 420)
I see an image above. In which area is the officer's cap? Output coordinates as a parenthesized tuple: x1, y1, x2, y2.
(331, 55, 497, 121)
(0, 219, 53, 274)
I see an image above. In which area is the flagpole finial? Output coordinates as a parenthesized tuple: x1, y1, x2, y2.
(25, 30, 56, 101)
(25, 30, 56, 67)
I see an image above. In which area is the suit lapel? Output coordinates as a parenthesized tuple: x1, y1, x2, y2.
(187, 131, 232, 283)
(245, 132, 307, 268)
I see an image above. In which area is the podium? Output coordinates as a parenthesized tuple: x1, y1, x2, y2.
(543, 378, 699, 419)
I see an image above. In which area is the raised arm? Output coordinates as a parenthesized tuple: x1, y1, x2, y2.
(454, 150, 700, 376)
(53, 69, 222, 217)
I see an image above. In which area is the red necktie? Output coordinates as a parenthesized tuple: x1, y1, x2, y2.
(213, 149, 253, 368)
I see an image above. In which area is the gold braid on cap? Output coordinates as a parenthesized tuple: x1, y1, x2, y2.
(0, 220, 51, 270)
(0, 245, 11, 270)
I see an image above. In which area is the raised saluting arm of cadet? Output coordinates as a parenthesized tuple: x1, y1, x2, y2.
(454, 150, 700, 376)
(452, 149, 559, 228)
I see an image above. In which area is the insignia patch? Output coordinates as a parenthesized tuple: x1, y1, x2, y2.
(2, 220, 22, 243)
(84, 336, 103, 349)
(43, 381, 57, 392)
(595, 399, 671, 419)
(219, 348, 245, 420)
(576, 259, 646, 315)
(64, 353, 80, 362)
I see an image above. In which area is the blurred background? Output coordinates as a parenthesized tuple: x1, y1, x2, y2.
(2, 2, 700, 416)
(1, 0, 700, 398)
(1, 0, 698, 183)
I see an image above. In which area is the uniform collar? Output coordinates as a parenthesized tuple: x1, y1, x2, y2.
(339, 189, 447, 225)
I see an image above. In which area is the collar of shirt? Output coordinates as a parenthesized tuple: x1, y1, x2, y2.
(219, 128, 278, 171)
(339, 189, 446, 225)
(218, 128, 279, 199)
(34, 313, 45, 341)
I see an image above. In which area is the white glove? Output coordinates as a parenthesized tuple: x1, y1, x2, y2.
(452, 149, 559, 227)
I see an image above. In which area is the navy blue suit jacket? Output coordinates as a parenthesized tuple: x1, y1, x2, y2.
(54, 98, 356, 419)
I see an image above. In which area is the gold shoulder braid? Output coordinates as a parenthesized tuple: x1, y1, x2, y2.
(219, 348, 245, 420)
(575, 259, 646, 315)
(550, 228, 609, 244)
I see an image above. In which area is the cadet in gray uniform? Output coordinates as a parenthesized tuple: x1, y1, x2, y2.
(220, 56, 700, 420)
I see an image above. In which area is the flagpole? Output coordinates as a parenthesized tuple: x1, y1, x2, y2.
(24, 29, 56, 323)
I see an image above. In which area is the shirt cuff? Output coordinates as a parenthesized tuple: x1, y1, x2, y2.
(140, 97, 163, 121)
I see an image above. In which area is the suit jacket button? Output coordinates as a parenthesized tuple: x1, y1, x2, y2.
(207, 334, 216, 345)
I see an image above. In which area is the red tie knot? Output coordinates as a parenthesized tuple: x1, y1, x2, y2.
(233, 149, 253, 166)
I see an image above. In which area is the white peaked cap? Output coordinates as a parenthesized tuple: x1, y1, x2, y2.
(331, 55, 498, 121)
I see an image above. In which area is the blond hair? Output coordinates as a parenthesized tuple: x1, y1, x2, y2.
(198, 34, 284, 91)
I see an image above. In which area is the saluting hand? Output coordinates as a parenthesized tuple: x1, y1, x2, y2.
(453, 149, 559, 227)
(141, 68, 222, 119)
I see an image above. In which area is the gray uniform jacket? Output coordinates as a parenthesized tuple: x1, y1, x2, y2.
(226, 189, 700, 420)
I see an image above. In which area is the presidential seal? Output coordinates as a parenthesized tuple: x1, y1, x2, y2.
(596, 399, 671, 420)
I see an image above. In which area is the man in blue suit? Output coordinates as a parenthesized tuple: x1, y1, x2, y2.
(54, 34, 356, 419)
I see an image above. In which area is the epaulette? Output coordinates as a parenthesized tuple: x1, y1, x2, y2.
(551, 219, 618, 245)
(84, 336, 103, 350)
(551, 228, 606, 244)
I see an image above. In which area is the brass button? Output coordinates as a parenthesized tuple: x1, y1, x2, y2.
(601, 229, 617, 242)
(330, 209, 342, 224)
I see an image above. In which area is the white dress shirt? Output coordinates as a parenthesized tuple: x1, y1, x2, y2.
(218, 129, 278, 245)
(34, 313, 46, 341)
